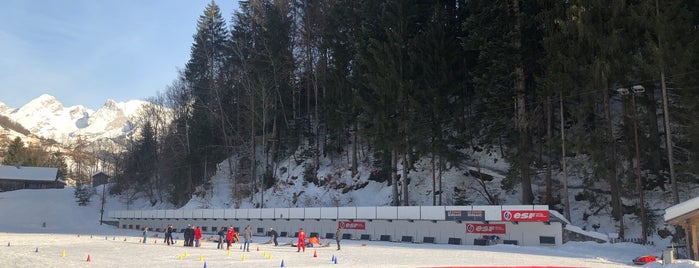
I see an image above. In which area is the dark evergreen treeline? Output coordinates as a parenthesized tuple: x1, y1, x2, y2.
(115, 0, 699, 229)
(2, 137, 68, 179)
(0, 115, 31, 136)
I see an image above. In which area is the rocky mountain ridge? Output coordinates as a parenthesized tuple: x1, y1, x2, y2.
(0, 94, 147, 145)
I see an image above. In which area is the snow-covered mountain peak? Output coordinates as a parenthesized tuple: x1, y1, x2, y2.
(0, 94, 157, 144)
(103, 99, 118, 110)
(24, 94, 63, 113)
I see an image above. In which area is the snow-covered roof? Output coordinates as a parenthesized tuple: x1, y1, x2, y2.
(549, 210, 571, 225)
(565, 224, 609, 242)
(92, 171, 108, 177)
(664, 195, 699, 224)
(0, 165, 58, 182)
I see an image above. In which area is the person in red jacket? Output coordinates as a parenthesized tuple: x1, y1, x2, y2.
(297, 228, 306, 252)
(226, 226, 234, 250)
(194, 226, 203, 247)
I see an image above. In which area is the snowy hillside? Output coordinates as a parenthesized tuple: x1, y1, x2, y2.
(0, 95, 689, 252)
(172, 145, 683, 249)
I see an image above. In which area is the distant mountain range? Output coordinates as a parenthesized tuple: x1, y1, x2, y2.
(0, 94, 149, 145)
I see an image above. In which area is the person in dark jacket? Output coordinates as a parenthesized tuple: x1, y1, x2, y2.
(189, 225, 196, 246)
(183, 225, 193, 247)
(217, 226, 227, 249)
(164, 224, 174, 245)
(142, 226, 149, 244)
(269, 227, 279, 246)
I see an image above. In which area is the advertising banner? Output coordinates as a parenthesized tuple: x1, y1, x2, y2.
(338, 221, 366, 230)
(445, 210, 485, 221)
(501, 210, 550, 222)
(465, 223, 507, 234)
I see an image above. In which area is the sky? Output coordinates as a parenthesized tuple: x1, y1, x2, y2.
(0, 0, 237, 110)
(2, 187, 698, 268)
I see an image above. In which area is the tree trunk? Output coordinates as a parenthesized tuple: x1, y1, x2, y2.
(512, 0, 533, 204)
(391, 150, 399, 206)
(560, 93, 571, 220)
(545, 96, 553, 205)
(604, 83, 623, 238)
(250, 86, 257, 204)
(351, 123, 358, 177)
(645, 87, 662, 174)
(402, 151, 409, 206)
(431, 154, 436, 206)
(438, 156, 443, 205)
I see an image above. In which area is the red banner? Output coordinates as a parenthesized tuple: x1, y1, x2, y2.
(466, 223, 506, 234)
(501, 210, 550, 222)
(338, 221, 366, 230)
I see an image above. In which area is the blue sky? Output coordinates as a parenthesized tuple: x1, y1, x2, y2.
(0, 0, 236, 110)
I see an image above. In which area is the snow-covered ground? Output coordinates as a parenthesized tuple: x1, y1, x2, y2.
(2, 188, 698, 267)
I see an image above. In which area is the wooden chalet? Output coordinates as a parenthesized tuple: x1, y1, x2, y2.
(665, 196, 699, 260)
(92, 171, 110, 187)
(0, 165, 64, 192)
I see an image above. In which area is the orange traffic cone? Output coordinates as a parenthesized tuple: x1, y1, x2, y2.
(313, 250, 317, 258)
(256, 246, 260, 251)
(86, 254, 91, 262)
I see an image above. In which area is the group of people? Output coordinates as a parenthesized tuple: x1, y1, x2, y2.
(149, 224, 342, 251)
(182, 225, 203, 247)
(216, 225, 240, 250)
(293, 227, 342, 252)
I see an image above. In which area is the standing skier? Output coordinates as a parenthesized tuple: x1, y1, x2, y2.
(142, 226, 149, 244)
(243, 225, 252, 252)
(194, 226, 203, 247)
(217, 226, 227, 249)
(164, 224, 174, 245)
(226, 226, 234, 250)
(297, 228, 306, 252)
(336, 227, 342, 250)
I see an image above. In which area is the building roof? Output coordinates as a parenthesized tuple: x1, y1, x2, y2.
(0, 165, 59, 182)
(664, 195, 699, 225)
(92, 171, 109, 177)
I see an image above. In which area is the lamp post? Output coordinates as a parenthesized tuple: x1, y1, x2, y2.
(617, 85, 647, 245)
(100, 182, 106, 225)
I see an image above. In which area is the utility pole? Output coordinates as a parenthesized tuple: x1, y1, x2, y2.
(100, 183, 106, 225)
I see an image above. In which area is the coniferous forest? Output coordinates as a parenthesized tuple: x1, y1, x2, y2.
(114, 0, 699, 232)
